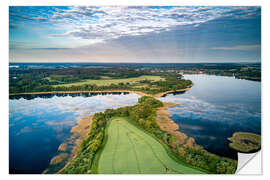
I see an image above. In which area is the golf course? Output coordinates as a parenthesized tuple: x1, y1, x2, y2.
(98, 117, 204, 174)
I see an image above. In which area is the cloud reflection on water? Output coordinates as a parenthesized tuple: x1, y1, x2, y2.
(9, 93, 140, 173)
(159, 74, 261, 159)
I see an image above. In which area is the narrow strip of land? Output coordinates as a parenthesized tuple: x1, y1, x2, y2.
(9, 85, 192, 98)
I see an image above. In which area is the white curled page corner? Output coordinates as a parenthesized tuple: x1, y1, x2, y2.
(236, 150, 262, 175)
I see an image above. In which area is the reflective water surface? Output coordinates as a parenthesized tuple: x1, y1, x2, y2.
(9, 93, 140, 174)
(159, 74, 261, 159)
(9, 75, 261, 173)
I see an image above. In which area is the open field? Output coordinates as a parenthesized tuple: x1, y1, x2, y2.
(53, 75, 164, 87)
(98, 117, 204, 174)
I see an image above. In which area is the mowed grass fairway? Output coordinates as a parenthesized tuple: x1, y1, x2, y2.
(98, 118, 204, 174)
(53, 75, 164, 87)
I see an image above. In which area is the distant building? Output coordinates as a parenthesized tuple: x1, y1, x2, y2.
(177, 70, 202, 74)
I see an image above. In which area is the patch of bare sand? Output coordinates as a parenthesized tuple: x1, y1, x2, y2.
(50, 153, 69, 165)
(56, 115, 93, 173)
(156, 102, 200, 150)
(153, 85, 192, 98)
(58, 143, 68, 152)
(68, 116, 93, 158)
(71, 116, 92, 137)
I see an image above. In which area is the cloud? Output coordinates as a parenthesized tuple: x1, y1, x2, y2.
(220, 6, 260, 19)
(211, 44, 261, 51)
(16, 126, 36, 136)
(9, 6, 261, 45)
(31, 47, 72, 50)
(9, 6, 261, 62)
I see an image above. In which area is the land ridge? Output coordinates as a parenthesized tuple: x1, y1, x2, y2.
(9, 85, 193, 98)
(59, 96, 237, 174)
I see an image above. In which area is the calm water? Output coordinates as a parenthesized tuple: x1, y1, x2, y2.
(9, 92, 140, 174)
(9, 75, 261, 173)
(159, 74, 261, 159)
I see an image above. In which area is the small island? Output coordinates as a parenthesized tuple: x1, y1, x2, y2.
(228, 132, 261, 153)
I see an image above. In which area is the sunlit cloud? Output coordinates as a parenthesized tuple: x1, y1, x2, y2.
(10, 6, 260, 45)
(9, 6, 261, 62)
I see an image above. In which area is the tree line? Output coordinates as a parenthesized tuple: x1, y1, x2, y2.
(61, 96, 236, 174)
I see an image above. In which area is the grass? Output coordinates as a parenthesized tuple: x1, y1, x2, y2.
(91, 120, 112, 174)
(97, 117, 204, 174)
(228, 132, 261, 153)
(53, 75, 164, 87)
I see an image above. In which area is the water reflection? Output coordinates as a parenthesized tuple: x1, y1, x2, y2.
(9, 91, 130, 100)
(9, 93, 140, 174)
(159, 74, 261, 159)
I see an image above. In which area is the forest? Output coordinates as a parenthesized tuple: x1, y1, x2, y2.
(9, 67, 192, 95)
(9, 62, 260, 94)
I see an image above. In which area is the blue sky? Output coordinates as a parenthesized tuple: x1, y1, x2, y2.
(9, 6, 261, 63)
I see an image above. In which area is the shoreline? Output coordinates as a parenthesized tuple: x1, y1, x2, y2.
(58, 100, 202, 174)
(40, 85, 193, 173)
(59, 115, 93, 173)
(156, 102, 201, 150)
(53, 92, 237, 174)
(44, 115, 93, 174)
(157, 102, 238, 165)
(9, 84, 193, 99)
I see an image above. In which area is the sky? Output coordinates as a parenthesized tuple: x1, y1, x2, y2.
(9, 6, 261, 63)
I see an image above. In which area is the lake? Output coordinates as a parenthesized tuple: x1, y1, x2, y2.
(159, 74, 261, 159)
(9, 74, 261, 173)
(9, 92, 141, 174)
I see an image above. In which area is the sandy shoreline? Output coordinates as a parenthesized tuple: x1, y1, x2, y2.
(61, 115, 93, 173)
(156, 102, 200, 150)
(153, 85, 193, 98)
(57, 100, 199, 173)
(42, 85, 194, 173)
(44, 115, 93, 174)
(9, 85, 192, 98)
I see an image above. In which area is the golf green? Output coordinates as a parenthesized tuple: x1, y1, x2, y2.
(98, 117, 204, 174)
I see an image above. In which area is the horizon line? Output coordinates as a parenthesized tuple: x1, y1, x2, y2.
(9, 61, 261, 64)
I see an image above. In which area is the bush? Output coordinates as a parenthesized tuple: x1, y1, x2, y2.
(138, 96, 163, 108)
